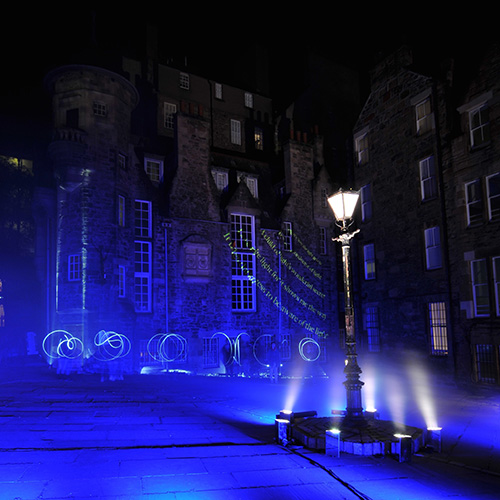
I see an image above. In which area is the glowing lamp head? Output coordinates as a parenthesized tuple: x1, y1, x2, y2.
(328, 189, 360, 223)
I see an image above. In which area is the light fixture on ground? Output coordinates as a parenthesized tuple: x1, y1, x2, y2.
(328, 188, 365, 424)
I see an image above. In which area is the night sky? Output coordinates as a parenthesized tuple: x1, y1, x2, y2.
(2, 7, 495, 117)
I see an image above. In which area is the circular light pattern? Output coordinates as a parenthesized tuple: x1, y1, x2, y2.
(147, 333, 187, 363)
(43, 329, 84, 360)
(299, 337, 321, 362)
(93, 330, 131, 361)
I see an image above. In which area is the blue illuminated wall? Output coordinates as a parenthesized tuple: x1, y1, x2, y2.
(36, 61, 344, 376)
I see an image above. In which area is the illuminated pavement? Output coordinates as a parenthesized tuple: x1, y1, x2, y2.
(0, 356, 499, 499)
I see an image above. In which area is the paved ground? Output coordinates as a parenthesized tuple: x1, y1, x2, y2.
(1, 356, 500, 499)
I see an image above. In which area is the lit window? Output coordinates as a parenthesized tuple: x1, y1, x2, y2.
(254, 127, 263, 150)
(471, 259, 490, 316)
(231, 119, 242, 145)
(428, 302, 448, 355)
(364, 244, 375, 280)
(135, 200, 152, 238)
(493, 257, 500, 316)
(134, 241, 151, 312)
(360, 184, 372, 221)
(474, 344, 497, 384)
(68, 254, 81, 281)
(164, 102, 177, 130)
(469, 104, 490, 147)
(282, 222, 292, 252)
(416, 98, 433, 134)
(231, 214, 256, 311)
(215, 83, 223, 100)
(244, 92, 253, 108)
(365, 306, 380, 352)
(465, 179, 483, 225)
(424, 226, 442, 270)
(118, 265, 125, 298)
(420, 156, 437, 200)
(355, 133, 369, 165)
(144, 158, 163, 183)
(486, 173, 500, 221)
(93, 101, 107, 116)
(118, 195, 126, 227)
(179, 72, 189, 90)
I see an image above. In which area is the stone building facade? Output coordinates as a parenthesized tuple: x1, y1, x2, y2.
(34, 49, 346, 376)
(352, 44, 500, 384)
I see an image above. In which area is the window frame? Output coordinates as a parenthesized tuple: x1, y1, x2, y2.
(424, 226, 442, 270)
(164, 102, 177, 130)
(365, 306, 380, 352)
(118, 195, 126, 227)
(68, 254, 81, 281)
(230, 213, 256, 312)
(428, 302, 448, 356)
(415, 98, 434, 135)
(144, 158, 163, 184)
(419, 155, 437, 200)
(360, 184, 372, 221)
(355, 132, 369, 165)
(469, 104, 490, 147)
(363, 243, 376, 280)
(486, 173, 500, 221)
(465, 179, 483, 226)
(493, 256, 500, 317)
(471, 258, 490, 317)
(230, 119, 242, 145)
(134, 240, 152, 313)
(134, 200, 152, 238)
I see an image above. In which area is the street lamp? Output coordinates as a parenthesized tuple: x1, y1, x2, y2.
(328, 188, 365, 424)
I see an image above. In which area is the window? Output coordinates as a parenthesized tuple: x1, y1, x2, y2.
(215, 83, 223, 100)
(493, 257, 500, 316)
(420, 156, 437, 200)
(319, 227, 327, 255)
(474, 345, 497, 384)
(245, 176, 258, 198)
(365, 306, 380, 352)
(231, 119, 242, 145)
(428, 302, 448, 355)
(231, 214, 256, 311)
(364, 244, 375, 280)
(134, 241, 151, 312)
(321, 188, 328, 208)
(282, 222, 292, 252)
(118, 265, 125, 297)
(469, 104, 490, 147)
(164, 102, 177, 130)
(355, 133, 369, 165)
(212, 169, 229, 192)
(487, 173, 500, 221)
(118, 195, 126, 227)
(93, 101, 107, 116)
(471, 259, 490, 316)
(144, 158, 163, 183)
(68, 254, 81, 281)
(254, 127, 263, 150)
(466, 179, 483, 225)
(135, 200, 152, 238)
(416, 98, 433, 134)
(424, 226, 442, 270)
(179, 72, 189, 90)
(203, 337, 219, 367)
(360, 184, 372, 221)
(117, 152, 127, 170)
(244, 92, 253, 108)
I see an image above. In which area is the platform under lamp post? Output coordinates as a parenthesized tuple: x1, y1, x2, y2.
(328, 188, 365, 424)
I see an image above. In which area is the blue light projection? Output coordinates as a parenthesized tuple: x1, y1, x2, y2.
(223, 231, 327, 336)
(147, 333, 187, 363)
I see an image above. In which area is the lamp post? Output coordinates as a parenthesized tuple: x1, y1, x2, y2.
(328, 188, 365, 423)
